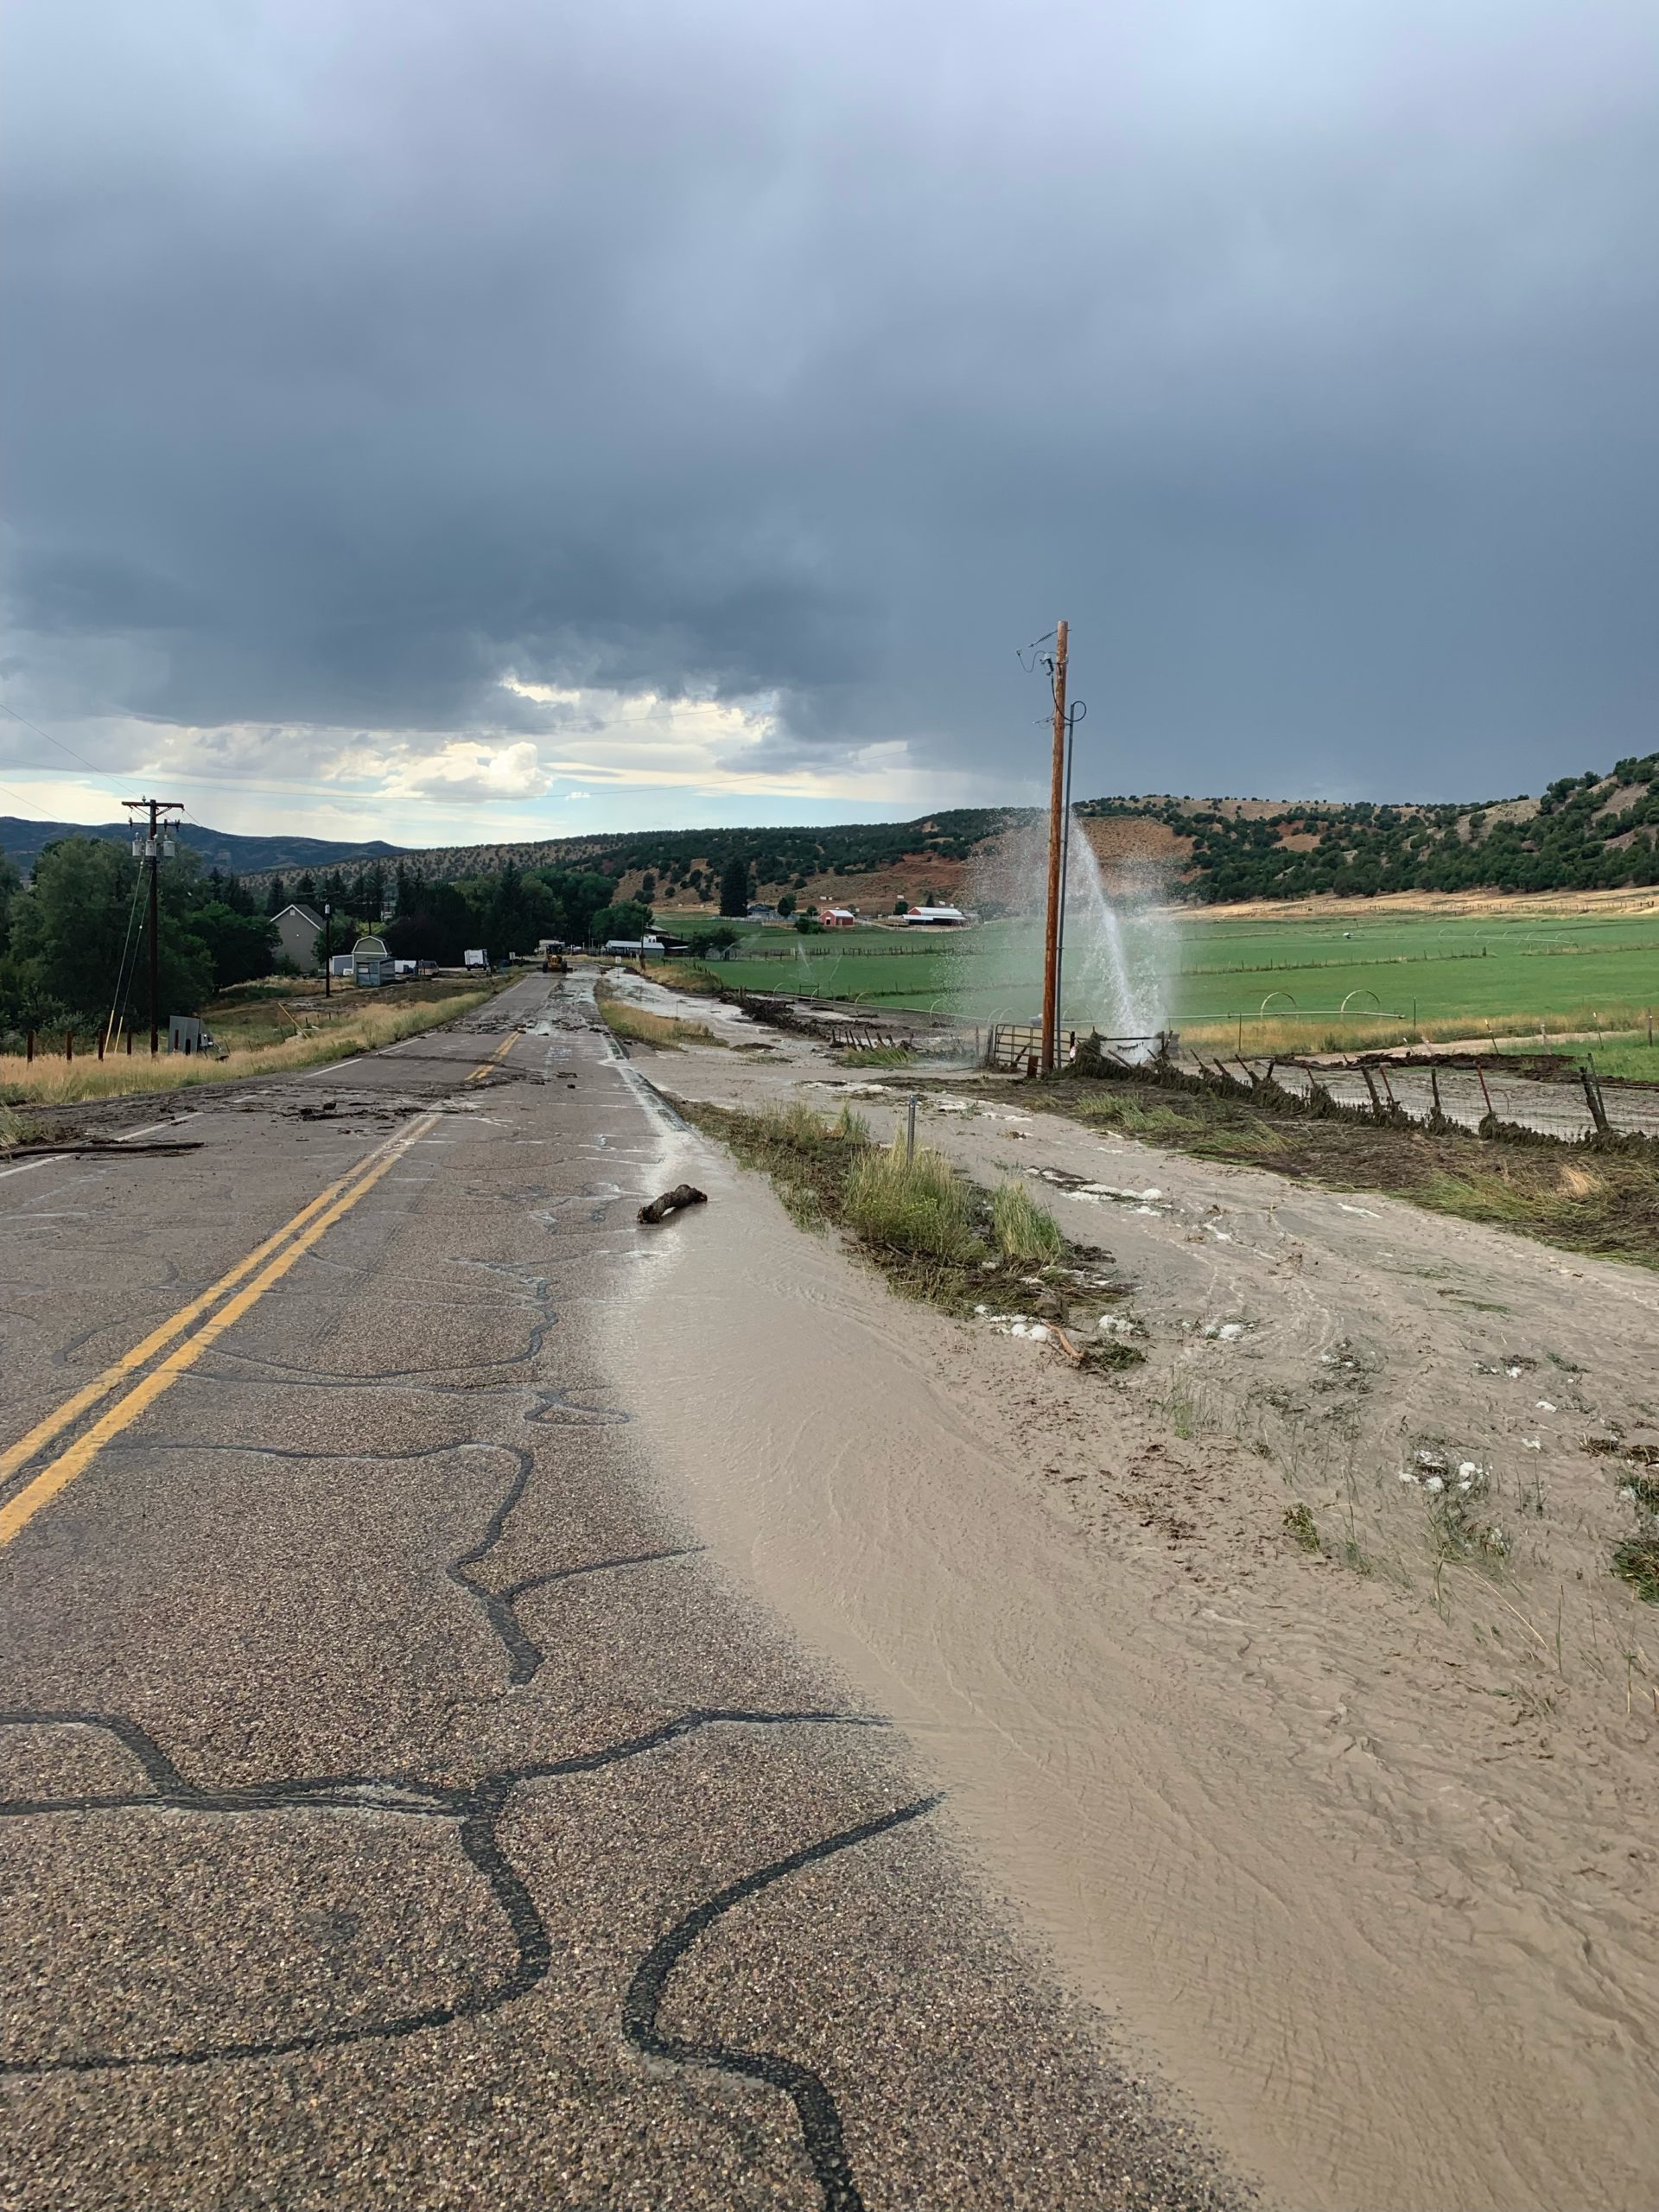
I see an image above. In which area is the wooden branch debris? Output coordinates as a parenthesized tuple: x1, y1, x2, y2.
(637, 1183, 709, 1224)
(0, 1141, 204, 1159)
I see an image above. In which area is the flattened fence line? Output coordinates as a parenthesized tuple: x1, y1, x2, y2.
(1079, 1047, 1659, 1154)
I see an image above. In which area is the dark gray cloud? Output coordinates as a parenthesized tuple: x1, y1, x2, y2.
(5, 0, 1657, 811)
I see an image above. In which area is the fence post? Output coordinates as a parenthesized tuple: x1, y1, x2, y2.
(125, 1029, 133, 1056)
(906, 1094, 918, 1162)
(1581, 1061, 1611, 1136)
(98, 1033, 105, 1060)
(26, 1029, 34, 1063)
(66, 1031, 73, 1062)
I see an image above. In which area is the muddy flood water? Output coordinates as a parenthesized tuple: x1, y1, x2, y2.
(597, 985, 1659, 2212)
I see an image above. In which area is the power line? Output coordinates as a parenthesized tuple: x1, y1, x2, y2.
(0, 700, 132, 802)
(104, 862, 148, 1052)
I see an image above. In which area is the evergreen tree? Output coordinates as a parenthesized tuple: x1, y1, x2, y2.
(719, 853, 751, 916)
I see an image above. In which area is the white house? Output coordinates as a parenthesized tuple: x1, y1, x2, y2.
(902, 905, 967, 926)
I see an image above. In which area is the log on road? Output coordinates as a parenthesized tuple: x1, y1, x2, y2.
(637, 1182, 708, 1224)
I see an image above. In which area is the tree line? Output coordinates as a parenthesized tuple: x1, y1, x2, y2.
(0, 838, 652, 1046)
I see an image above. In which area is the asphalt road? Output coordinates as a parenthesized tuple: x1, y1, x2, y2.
(0, 974, 1241, 2211)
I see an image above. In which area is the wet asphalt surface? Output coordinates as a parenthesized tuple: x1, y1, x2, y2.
(0, 975, 1243, 2210)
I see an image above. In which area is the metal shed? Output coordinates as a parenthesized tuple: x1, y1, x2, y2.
(352, 933, 393, 987)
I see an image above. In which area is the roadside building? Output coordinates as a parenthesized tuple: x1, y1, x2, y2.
(352, 933, 394, 987)
(270, 902, 323, 972)
(901, 905, 967, 926)
(821, 906, 857, 928)
(746, 900, 779, 921)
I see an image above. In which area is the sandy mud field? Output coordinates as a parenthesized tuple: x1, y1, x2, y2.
(596, 968, 1659, 2212)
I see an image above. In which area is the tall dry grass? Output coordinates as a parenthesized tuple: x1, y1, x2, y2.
(0, 988, 499, 1109)
(1182, 1001, 1658, 1058)
(593, 992, 719, 1050)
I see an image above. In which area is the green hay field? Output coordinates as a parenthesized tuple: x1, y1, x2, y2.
(698, 906, 1659, 1066)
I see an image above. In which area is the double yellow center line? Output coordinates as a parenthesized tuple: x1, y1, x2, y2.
(464, 1032, 519, 1084)
(0, 1028, 518, 1549)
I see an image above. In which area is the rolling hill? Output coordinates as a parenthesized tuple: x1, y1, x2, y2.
(273, 753, 1659, 912)
(0, 817, 404, 874)
(9, 748, 1659, 912)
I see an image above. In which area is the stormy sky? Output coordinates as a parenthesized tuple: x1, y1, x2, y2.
(4, 0, 1657, 845)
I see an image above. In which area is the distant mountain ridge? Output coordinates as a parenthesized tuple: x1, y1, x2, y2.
(0, 817, 404, 874)
(260, 760, 1659, 906)
(7, 753, 1659, 906)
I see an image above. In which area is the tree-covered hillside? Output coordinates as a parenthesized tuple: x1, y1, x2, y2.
(11, 753, 1659, 980)
(272, 810, 1011, 906)
(1079, 753, 1659, 901)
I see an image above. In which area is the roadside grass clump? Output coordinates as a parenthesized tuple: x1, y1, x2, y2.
(1611, 1532, 1659, 1604)
(1159, 1376, 1224, 1440)
(0, 982, 505, 1110)
(761, 1098, 836, 1147)
(991, 1179, 1065, 1266)
(1282, 1503, 1321, 1552)
(1606, 1446, 1659, 1601)
(681, 1096, 1122, 1327)
(0, 1102, 25, 1150)
(652, 961, 725, 997)
(681, 1096, 865, 1233)
(594, 988, 721, 1051)
(832, 1103, 871, 1144)
(843, 1137, 982, 1265)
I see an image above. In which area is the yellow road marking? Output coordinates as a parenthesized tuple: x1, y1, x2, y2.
(0, 1148, 389, 1486)
(0, 1022, 518, 1543)
(465, 1032, 518, 1084)
(0, 1110, 442, 1548)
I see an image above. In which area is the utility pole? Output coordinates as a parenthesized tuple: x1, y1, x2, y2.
(1053, 683, 1084, 1058)
(122, 798, 183, 1055)
(1039, 620, 1068, 1071)
(323, 901, 333, 997)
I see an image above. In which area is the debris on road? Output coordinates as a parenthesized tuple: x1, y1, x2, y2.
(0, 1140, 204, 1158)
(637, 1182, 709, 1224)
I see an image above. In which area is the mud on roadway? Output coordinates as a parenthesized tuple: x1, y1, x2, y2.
(0, 972, 1242, 2212)
(599, 963, 1659, 2212)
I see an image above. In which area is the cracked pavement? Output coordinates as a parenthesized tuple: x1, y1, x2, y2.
(0, 974, 1242, 2210)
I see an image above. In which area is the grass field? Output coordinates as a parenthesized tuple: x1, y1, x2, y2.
(696, 905, 1659, 1067)
(0, 975, 509, 1109)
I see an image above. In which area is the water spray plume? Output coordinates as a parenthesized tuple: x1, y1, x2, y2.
(954, 814, 1175, 1054)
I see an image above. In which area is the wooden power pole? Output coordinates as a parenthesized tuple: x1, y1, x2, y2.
(1039, 620, 1069, 1071)
(123, 798, 183, 1055)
